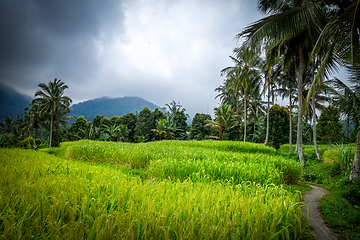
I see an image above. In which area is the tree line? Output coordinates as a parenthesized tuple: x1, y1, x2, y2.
(0, 80, 216, 148)
(212, 0, 360, 182)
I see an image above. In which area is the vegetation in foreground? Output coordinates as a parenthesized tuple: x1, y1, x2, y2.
(0, 141, 312, 239)
(297, 144, 360, 240)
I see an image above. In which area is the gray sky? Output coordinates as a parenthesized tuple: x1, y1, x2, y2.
(0, 0, 264, 118)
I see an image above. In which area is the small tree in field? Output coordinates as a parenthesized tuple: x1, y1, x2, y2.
(135, 107, 154, 141)
(317, 105, 342, 144)
(265, 104, 289, 149)
(191, 113, 212, 140)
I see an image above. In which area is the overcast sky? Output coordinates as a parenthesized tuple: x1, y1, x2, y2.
(0, 0, 264, 118)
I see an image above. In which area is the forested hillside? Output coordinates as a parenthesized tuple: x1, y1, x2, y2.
(69, 96, 161, 122)
(0, 83, 32, 120)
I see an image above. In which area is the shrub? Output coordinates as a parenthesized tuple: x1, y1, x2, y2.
(19, 136, 34, 149)
(301, 173, 317, 182)
(330, 162, 341, 177)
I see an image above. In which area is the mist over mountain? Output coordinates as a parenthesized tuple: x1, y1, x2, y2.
(0, 83, 32, 120)
(69, 96, 162, 122)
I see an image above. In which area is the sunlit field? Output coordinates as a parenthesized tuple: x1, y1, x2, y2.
(0, 140, 309, 239)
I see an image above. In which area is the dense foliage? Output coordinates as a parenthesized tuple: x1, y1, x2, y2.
(266, 104, 289, 149)
(317, 105, 343, 144)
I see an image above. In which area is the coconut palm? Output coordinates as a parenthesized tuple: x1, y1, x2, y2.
(237, 0, 328, 165)
(32, 79, 72, 147)
(205, 104, 237, 140)
(102, 124, 121, 141)
(329, 72, 360, 182)
(118, 124, 130, 142)
(152, 119, 167, 140)
(22, 102, 45, 139)
(221, 48, 263, 142)
(0, 116, 17, 135)
(275, 67, 297, 153)
(165, 101, 188, 118)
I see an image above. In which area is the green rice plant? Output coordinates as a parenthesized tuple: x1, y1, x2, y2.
(280, 144, 338, 161)
(182, 140, 277, 155)
(61, 140, 302, 185)
(0, 148, 308, 239)
(148, 150, 302, 185)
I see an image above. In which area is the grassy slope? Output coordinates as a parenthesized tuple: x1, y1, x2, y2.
(0, 141, 313, 239)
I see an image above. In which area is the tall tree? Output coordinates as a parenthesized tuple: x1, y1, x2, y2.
(165, 101, 187, 118)
(121, 113, 137, 142)
(32, 79, 72, 147)
(205, 104, 237, 140)
(237, 0, 327, 166)
(274, 64, 297, 153)
(221, 49, 263, 142)
(330, 75, 360, 182)
(135, 107, 154, 141)
(191, 113, 212, 140)
(173, 110, 188, 140)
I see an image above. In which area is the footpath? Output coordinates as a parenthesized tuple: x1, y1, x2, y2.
(301, 185, 337, 240)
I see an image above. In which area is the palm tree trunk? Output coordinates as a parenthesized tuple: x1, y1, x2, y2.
(289, 95, 293, 153)
(264, 81, 270, 146)
(312, 96, 321, 162)
(296, 49, 305, 167)
(49, 115, 53, 148)
(244, 93, 247, 142)
(349, 129, 360, 183)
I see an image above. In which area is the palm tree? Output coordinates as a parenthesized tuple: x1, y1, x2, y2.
(205, 104, 237, 140)
(330, 73, 360, 183)
(102, 124, 121, 141)
(32, 79, 72, 147)
(263, 59, 281, 146)
(152, 119, 167, 140)
(221, 49, 263, 142)
(237, 0, 327, 166)
(165, 101, 188, 118)
(22, 102, 44, 139)
(0, 116, 17, 135)
(79, 124, 95, 140)
(118, 124, 130, 142)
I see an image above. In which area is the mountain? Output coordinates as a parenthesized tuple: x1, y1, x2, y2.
(0, 83, 32, 121)
(70, 96, 162, 122)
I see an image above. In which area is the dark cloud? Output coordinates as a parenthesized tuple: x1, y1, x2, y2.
(0, 0, 125, 91)
(0, 0, 265, 118)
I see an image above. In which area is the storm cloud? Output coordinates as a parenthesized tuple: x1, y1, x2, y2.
(0, 0, 262, 118)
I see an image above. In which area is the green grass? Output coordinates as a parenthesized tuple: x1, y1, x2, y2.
(298, 145, 360, 240)
(61, 140, 302, 185)
(0, 147, 310, 239)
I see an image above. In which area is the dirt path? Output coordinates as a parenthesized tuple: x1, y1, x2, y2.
(301, 185, 337, 240)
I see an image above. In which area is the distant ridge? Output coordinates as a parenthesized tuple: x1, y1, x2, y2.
(70, 96, 162, 122)
(0, 83, 32, 120)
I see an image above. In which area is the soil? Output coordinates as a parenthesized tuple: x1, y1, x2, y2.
(301, 185, 337, 240)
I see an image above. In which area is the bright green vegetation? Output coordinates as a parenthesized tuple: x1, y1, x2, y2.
(61, 140, 301, 185)
(300, 146, 360, 240)
(279, 143, 356, 163)
(0, 141, 311, 239)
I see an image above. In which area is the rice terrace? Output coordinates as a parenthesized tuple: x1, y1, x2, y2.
(1, 140, 306, 239)
(0, 139, 358, 239)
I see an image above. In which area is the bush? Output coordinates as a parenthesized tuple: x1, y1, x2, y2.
(342, 185, 360, 206)
(19, 136, 35, 149)
(330, 162, 341, 177)
(301, 173, 317, 182)
(4, 137, 15, 148)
